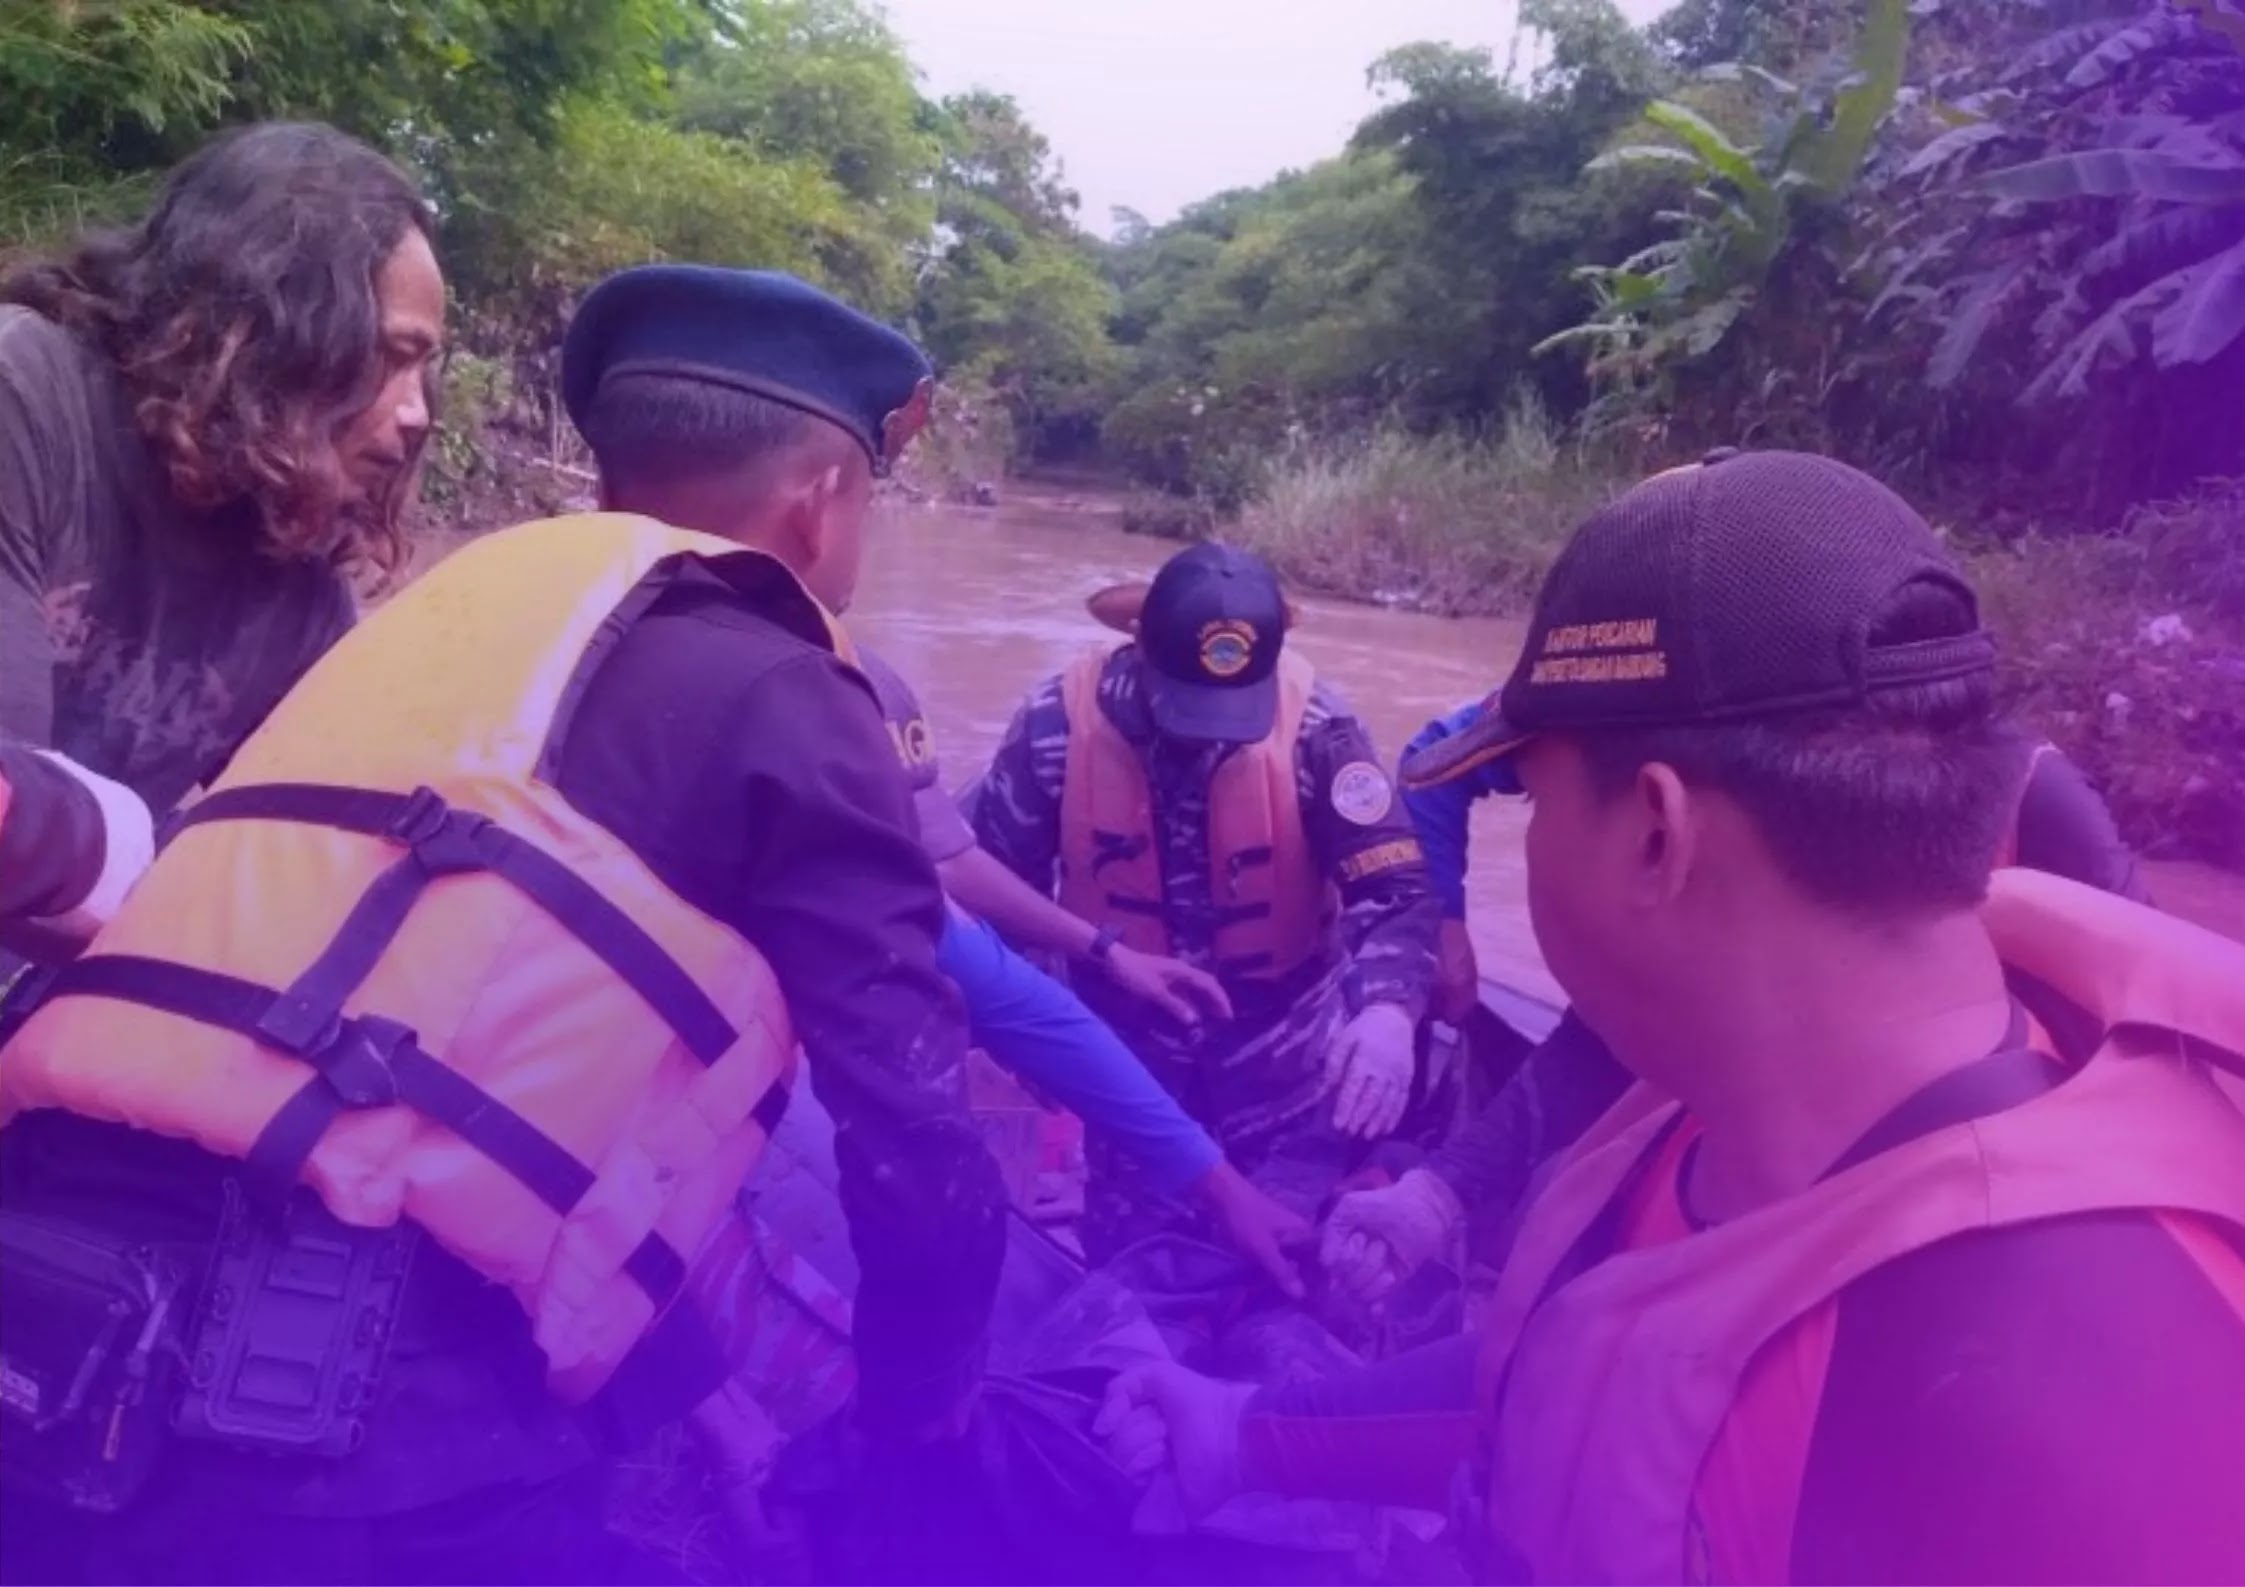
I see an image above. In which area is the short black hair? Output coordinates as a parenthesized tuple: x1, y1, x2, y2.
(579, 371, 829, 501)
(1576, 581, 2030, 916)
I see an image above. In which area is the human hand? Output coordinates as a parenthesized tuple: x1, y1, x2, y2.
(1319, 1168, 1464, 1305)
(1435, 917, 1481, 1024)
(1105, 943, 1234, 1026)
(1324, 1002, 1416, 1138)
(1095, 1361, 1257, 1518)
(1197, 1161, 1315, 1300)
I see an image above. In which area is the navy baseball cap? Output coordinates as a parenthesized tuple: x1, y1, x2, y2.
(561, 264, 934, 474)
(1135, 543, 1292, 744)
(1401, 450, 1996, 792)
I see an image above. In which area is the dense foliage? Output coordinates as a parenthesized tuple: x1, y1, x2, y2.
(1099, 2, 1676, 504)
(13, 0, 2237, 512)
(1097, 0, 2244, 526)
(0, 0, 1109, 471)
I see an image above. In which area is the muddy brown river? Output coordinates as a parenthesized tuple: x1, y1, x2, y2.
(851, 493, 2241, 991)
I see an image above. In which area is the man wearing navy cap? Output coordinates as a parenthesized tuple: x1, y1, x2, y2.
(855, 649, 1319, 1297)
(970, 541, 1439, 1272)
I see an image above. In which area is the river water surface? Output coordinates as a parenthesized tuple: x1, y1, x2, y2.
(852, 493, 2240, 996)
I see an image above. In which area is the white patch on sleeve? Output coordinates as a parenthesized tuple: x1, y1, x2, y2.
(1329, 761, 1393, 826)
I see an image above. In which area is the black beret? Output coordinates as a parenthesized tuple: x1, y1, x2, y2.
(561, 264, 935, 474)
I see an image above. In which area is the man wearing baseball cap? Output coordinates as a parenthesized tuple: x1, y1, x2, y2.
(970, 540, 1439, 1272)
(1096, 451, 2245, 1583)
(1328, 487, 2156, 1312)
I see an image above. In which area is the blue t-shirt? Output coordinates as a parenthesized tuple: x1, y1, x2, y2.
(1399, 699, 1509, 920)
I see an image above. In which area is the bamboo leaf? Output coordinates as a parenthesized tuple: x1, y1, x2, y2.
(1928, 259, 2032, 388)
(2020, 274, 2189, 403)
(2000, 18, 2131, 86)
(1868, 226, 1967, 321)
(1983, 148, 2245, 207)
(1644, 101, 1765, 200)
(1587, 144, 1706, 176)
(2066, 13, 2190, 89)
(1797, 0, 1911, 193)
(2152, 234, 2245, 364)
(1899, 121, 2012, 179)
(2081, 205, 2241, 278)
(1533, 322, 1630, 359)
(1701, 60, 1799, 99)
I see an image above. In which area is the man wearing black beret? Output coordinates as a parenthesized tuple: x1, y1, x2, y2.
(556, 266, 1005, 1440)
(0, 264, 1003, 1583)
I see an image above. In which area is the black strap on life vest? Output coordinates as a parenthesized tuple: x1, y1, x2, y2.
(41, 782, 791, 1311)
(173, 784, 739, 1065)
(1822, 1009, 2049, 1180)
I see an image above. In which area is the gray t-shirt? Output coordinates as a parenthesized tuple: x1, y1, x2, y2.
(857, 645, 976, 862)
(0, 306, 355, 812)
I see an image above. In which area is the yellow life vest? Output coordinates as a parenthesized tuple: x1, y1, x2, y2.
(1056, 646, 1331, 981)
(1473, 869, 2245, 1582)
(0, 513, 845, 1404)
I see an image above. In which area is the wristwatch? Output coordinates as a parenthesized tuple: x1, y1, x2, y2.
(1084, 924, 1123, 967)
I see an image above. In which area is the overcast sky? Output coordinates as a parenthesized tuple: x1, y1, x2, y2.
(881, 0, 1677, 236)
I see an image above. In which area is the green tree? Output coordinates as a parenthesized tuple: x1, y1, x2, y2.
(672, 0, 936, 216)
(930, 89, 1081, 241)
(916, 89, 1115, 459)
(1349, 2, 1669, 417)
(1538, 0, 1910, 407)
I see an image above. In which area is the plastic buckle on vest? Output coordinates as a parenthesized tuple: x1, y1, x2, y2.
(385, 786, 491, 877)
(254, 1003, 403, 1108)
(256, 992, 347, 1062)
(312, 1014, 410, 1109)
(385, 785, 453, 848)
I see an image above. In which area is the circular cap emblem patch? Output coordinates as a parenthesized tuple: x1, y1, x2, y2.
(1199, 620, 1258, 680)
(1331, 761, 1393, 826)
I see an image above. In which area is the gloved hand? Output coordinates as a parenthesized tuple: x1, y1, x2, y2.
(1435, 917, 1481, 1024)
(1325, 1002, 1416, 1138)
(1095, 1361, 1257, 1518)
(1320, 1167, 1465, 1305)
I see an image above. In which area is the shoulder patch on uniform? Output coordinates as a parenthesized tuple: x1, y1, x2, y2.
(1330, 760, 1393, 826)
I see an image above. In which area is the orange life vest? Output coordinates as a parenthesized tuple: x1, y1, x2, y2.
(1473, 869, 2245, 1583)
(0, 513, 841, 1404)
(1056, 646, 1330, 981)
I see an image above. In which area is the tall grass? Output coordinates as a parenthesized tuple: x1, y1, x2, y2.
(1229, 391, 1612, 617)
(1215, 405, 2240, 868)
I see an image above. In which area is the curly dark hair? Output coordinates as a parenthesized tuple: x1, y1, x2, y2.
(2, 122, 437, 573)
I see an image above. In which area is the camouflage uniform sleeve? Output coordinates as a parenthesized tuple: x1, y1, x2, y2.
(963, 675, 1068, 893)
(1297, 682, 1439, 1022)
